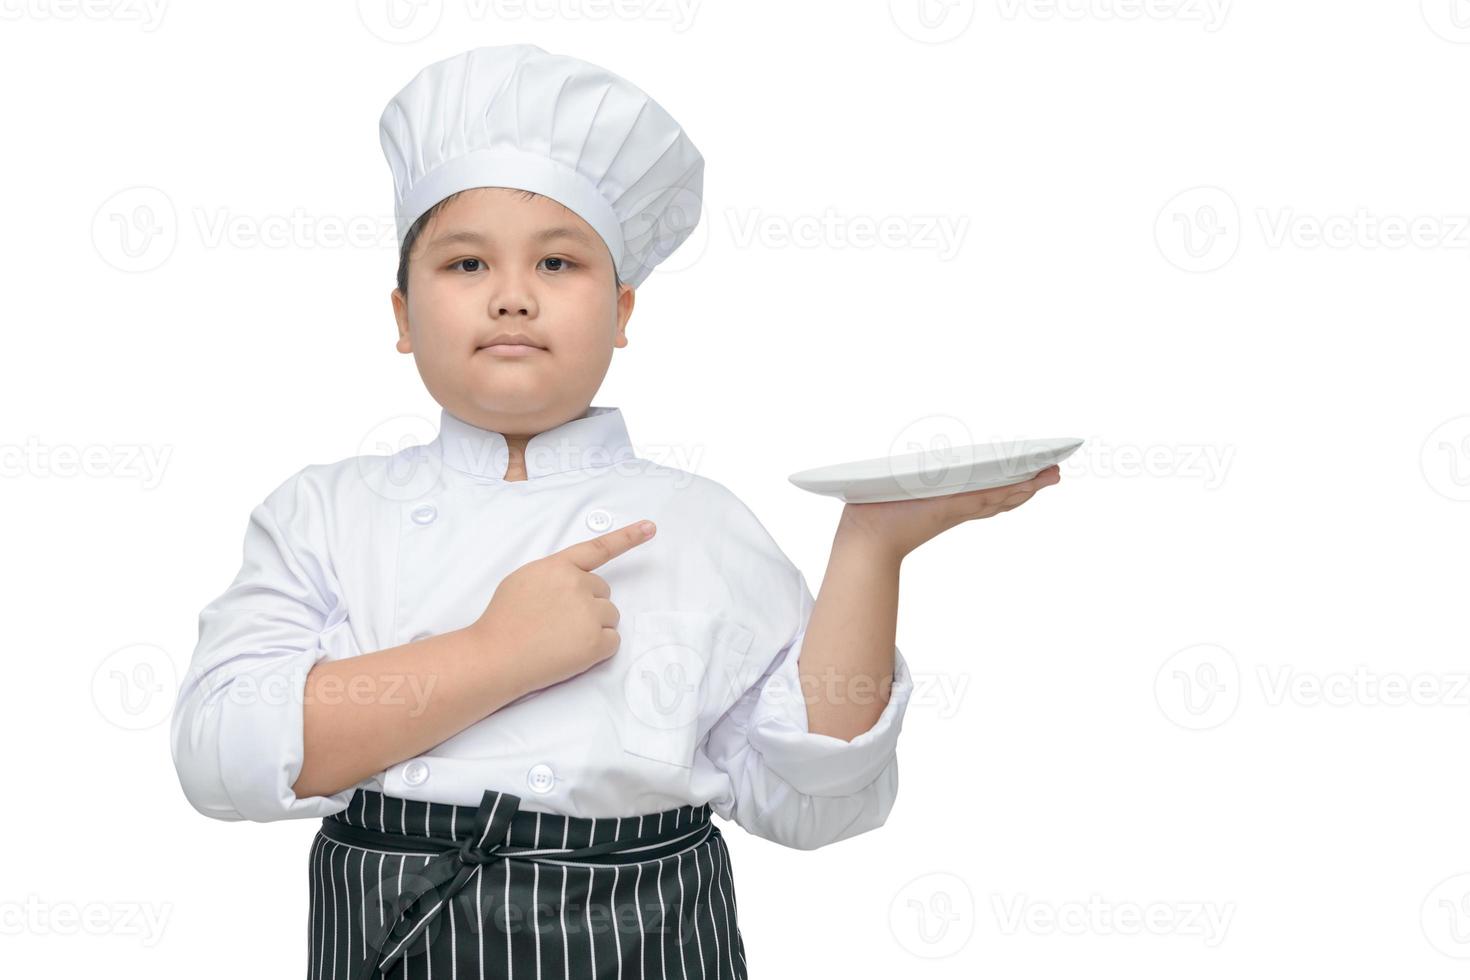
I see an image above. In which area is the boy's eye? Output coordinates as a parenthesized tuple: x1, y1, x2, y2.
(450, 258, 483, 273)
(540, 256, 577, 272)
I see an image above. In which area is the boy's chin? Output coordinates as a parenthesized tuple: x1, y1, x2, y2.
(457, 372, 557, 405)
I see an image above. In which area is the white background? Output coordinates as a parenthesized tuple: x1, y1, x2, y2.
(3, 0, 1469, 976)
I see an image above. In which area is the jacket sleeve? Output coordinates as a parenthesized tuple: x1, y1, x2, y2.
(169, 468, 358, 822)
(703, 568, 914, 850)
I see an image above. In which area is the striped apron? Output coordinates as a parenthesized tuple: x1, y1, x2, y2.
(308, 788, 748, 980)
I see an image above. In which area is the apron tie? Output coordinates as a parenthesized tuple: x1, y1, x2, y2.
(346, 789, 519, 980)
(322, 789, 715, 980)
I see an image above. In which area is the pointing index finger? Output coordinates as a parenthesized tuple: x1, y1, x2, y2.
(559, 520, 657, 571)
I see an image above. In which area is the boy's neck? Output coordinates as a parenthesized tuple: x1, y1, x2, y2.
(503, 434, 529, 481)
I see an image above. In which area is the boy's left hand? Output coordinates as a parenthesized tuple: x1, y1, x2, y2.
(836, 464, 1062, 563)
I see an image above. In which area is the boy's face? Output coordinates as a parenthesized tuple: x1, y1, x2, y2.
(392, 186, 634, 434)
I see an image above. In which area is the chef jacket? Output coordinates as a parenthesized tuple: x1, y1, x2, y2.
(170, 405, 914, 851)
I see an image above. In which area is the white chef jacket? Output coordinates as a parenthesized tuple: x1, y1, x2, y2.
(170, 405, 914, 851)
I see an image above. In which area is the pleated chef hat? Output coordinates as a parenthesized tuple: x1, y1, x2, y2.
(379, 44, 704, 290)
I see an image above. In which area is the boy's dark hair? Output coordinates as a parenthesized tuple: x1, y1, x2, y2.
(395, 187, 623, 297)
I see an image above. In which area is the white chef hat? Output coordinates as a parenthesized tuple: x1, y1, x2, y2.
(379, 44, 704, 290)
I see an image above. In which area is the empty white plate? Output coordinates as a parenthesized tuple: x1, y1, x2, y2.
(788, 437, 1083, 504)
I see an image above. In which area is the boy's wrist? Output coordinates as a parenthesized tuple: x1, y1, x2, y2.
(835, 508, 907, 570)
(456, 622, 539, 708)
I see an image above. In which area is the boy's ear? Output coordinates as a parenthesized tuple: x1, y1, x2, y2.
(392, 288, 412, 353)
(613, 283, 635, 349)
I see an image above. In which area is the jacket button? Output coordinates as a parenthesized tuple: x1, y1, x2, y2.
(585, 508, 612, 532)
(404, 760, 429, 786)
(526, 763, 555, 794)
(411, 503, 438, 525)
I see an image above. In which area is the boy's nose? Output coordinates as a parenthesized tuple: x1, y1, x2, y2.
(489, 289, 537, 318)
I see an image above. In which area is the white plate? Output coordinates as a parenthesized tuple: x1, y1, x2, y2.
(788, 437, 1083, 503)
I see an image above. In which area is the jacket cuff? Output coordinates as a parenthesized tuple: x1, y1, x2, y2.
(745, 637, 913, 798)
(215, 646, 356, 822)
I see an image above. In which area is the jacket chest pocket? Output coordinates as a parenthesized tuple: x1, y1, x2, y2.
(612, 610, 756, 768)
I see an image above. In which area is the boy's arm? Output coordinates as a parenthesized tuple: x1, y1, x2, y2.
(796, 513, 903, 741)
(290, 626, 536, 800)
(702, 557, 915, 852)
(703, 467, 1061, 850)
(170, 470, 536, 821)
(796, 465, 1065, 740)
(171, 471, 353, 822)
(172, 469, 649, 821)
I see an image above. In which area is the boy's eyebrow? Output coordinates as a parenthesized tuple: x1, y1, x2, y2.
(531, 226, 599, 248)
(424, 226, 599, 251)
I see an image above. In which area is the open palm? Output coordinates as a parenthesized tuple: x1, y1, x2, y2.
(837, 464, 1063, 561)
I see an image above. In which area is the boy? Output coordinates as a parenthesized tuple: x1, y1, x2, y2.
(170, 44, 1059, 980)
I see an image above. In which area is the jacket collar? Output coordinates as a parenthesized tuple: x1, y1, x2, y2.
(435, 404, 635, 481)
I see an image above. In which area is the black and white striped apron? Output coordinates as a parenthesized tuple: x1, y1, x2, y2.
(307, 788, 748, 980)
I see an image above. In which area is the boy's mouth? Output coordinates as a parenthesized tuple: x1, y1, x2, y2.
(478, 332, 548, 356)
(480, 344, 545, 357)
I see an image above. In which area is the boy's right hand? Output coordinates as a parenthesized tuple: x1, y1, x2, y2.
(470, 520, 657, 694)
